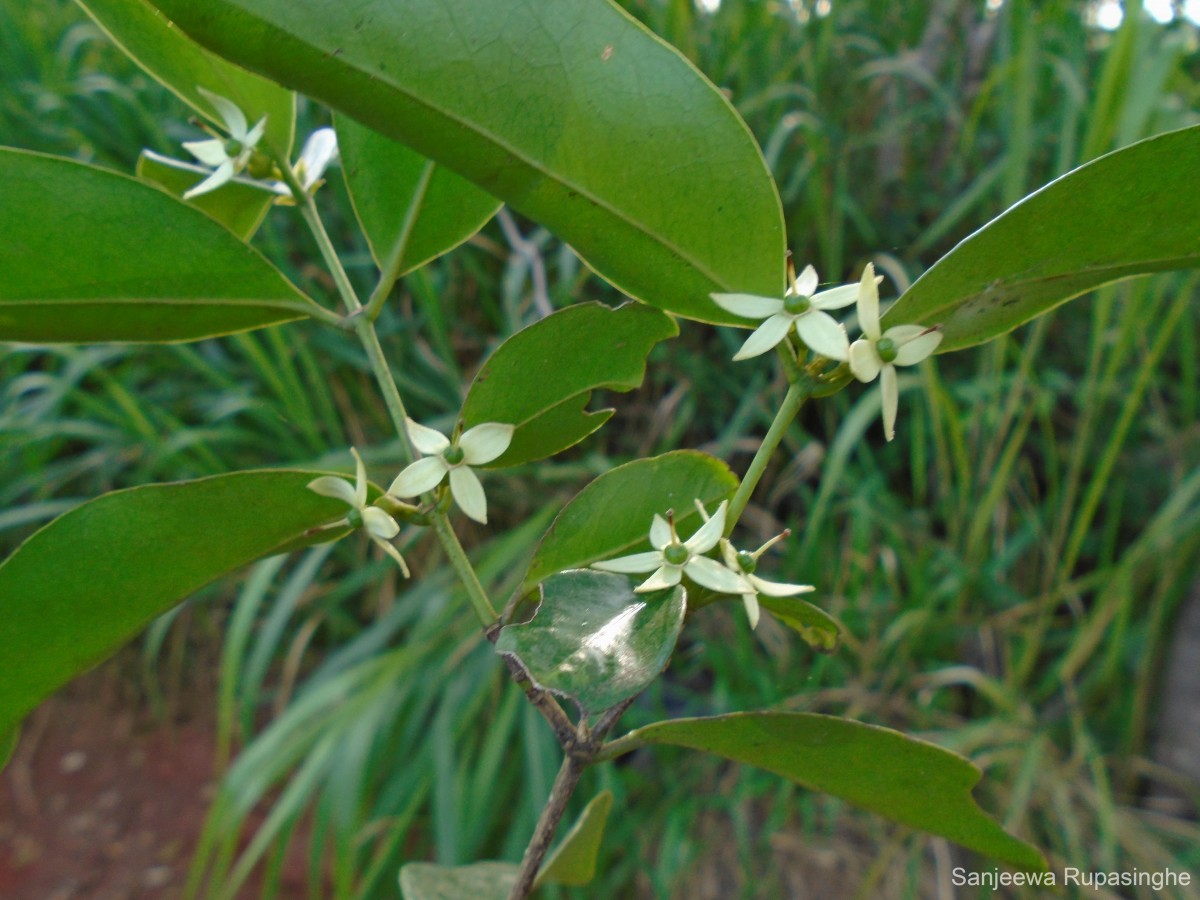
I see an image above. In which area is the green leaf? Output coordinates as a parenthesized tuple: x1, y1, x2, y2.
(759, 596, 843, 653)
(0, 726, 17, 772)
(75, 0, 295, 154)
(534, 790, 613, 889)
(888, 124, 1200, 352)
(0, 470, 353, 735)
(337, 115, 500, 277)
(461, 303, 678, 467)
(0, 148, 319, 343)
(141, 0, 785, 323)
(496, 570, 686, 716)
(137, 150, 274, 240)
(523, 451, 739, 591)
(399, 862, 517, 900)
(620, 713, 1047, 873)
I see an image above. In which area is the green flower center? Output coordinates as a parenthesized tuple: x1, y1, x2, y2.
(736, 550, 757, 574)
(876, 337, 898, 363)
(224, 138, 245, 158)
(783, 294, 812, 316)
(663, 543, 690, 567)
(442, 445, 465, 466)
(245, 150, 273, 179)
(346, 508, 364, 529)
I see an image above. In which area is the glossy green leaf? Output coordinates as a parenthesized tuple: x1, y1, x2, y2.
(497, 570, 685, 716)
(619, 713, 1047, 872)
(76, 0, 295, 153)
(399, 862, 517, 900)
(0, 470, 353, 735)
(534, 790, 613, 889)
(137, 150, 274, 240)
(338, 115, 500, 277)
(760, 596, 842, 653)
(888, 124, 1200, 352)
(523, 451, 739, 590)
(142, 0, 785, 323)
(461, 303, 678, 467)
(0, 149, 319, 343)
(0, 727, 17, 772)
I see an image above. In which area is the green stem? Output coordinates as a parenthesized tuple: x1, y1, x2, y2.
(432, 513, 499, 626)
(725, 380, 812, 532)
(354, 320, 416, 465)
(363, 160, 435, 322)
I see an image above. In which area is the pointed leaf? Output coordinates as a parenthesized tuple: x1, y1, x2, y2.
(0, 149, 319, 343)
(337, 115, 500, 276)
(137, 151, 274, 239)
(142, 0, 785, 323)
(399, 862, 517, 900)
(534, 790, 613, 889)
(76, 0, 295, 153)
(888, 125, 1200, 352)
(619, 713, 1047, 872)
(523, 451, 738, 590)
(759, 596, 843, 653)
(0, 470, 354, 735)
(496, 570, 685, 717)
(461, 303, 677, 467)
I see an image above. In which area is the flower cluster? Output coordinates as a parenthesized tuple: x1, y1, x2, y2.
(592, 500, 813, 629)
(306, 419, 514, 572)
(713, 262, 942, 440)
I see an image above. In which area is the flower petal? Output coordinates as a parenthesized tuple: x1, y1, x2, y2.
(710, 293, 784, 319)
(732, 313, 792, 361)
(307, 475, 358, 507)
(388, 456, 448, 497)
(810, 282, 859, 310)
(362, 507, 400, 540)
(243, 117, 267, 151)
(880, 363, 899, 442)
(197, 86, 248, 139)
(891, 329, 943, 366)
(684, 555, 746, 594)
(183, 160, 235, 199)
(459, 422, 515, 465)
(649, 514, 671, 550)
(685, 500, 727, 554)
(742, 593, 761, 630)
(749, 575, 815, 597)
(857, 263, 881, 340)
(296, 127, 338, 189)
(349, 447, 369, 508)
(142, 150, 211, 175)
(449, 466, 488, 523)
(848, 339, 881, 383)
(635, 565, 683, 593)
(592, 551, 664, 574)
(793, 264, 819, 298)
(373, 537, 411, 577)
(794, 310, 850, 361)
(406, 418, 450, 455)
(181, 139, 229, 167)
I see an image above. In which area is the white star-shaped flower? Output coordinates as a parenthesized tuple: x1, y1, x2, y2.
(591, 501, 745, 594)
(307, 448, 409, 575)
(718, 533, 814, 630)
(847, 263, 943, 441)
(179, 88, 267, 199)
(387, 419, 514, 525)
(711, 264, 860, 362)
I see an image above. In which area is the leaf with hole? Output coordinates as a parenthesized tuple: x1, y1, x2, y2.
(338, 115, 500, 278)
(523, 451, 739, 591)
(887, 124, 1200, 351)
(0, 470, 360, 735)
(496, 570, 685, 717)
(615, 713, 1047, 872)
(0, 149, 321, 343)
(142, 0, 785, 323)
(461, 303, 677, 467)
(76, 0, 295, 154)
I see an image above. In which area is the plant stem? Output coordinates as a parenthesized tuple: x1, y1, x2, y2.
(363, 160, 435, 322)
(432, 512, 499, 625)
(507, 753, 585, 900)
(725, 380, 812, 531)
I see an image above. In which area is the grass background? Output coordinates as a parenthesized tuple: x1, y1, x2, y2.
(2, 0, 1199, 896)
